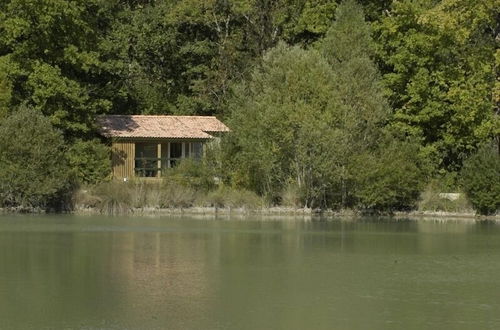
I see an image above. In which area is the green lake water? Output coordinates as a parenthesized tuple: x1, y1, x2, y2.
(0, 215, 499, 330)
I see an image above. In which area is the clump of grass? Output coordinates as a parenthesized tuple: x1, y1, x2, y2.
(75, 180, 198, 212)
(128, 180, 145, 208)
(280, 182, 302, 208)
(145, 184, 163, 208)
(92, 181, 132, 215)
(128, 180, 163, 209)
(227, 188, 263, 209)
(160, 181, 198, 208)
(73, 174, 264, 213)
(202, 186, 263, 210)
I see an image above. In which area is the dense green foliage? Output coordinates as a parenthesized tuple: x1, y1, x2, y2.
(163, 158, 217, 192)
(0, 0, 116, 138)
(461, 145, 500, 215)
(0, 107, 71, 209)
(375, 0, 499, 171)
(225, 0, 427, 210)
(0, 0, 498, 213)
(226, 43, 340, 207)
(67, 139, 111, 185)
(351, 141, 426, 211)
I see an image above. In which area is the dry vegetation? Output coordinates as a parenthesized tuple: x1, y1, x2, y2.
(74, 180, 264, 215)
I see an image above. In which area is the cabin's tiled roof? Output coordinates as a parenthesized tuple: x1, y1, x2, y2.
(98, 115, 229, 139)
(177, 115, 230, 133)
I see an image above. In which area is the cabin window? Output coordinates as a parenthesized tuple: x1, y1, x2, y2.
(134, 141, 204, 177)
(169, 142, 182, 167)
(135, 143, 158, 177)
(192, 142, 203, 160)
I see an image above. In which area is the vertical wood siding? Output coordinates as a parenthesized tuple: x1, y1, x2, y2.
(111, 140, 135, 179)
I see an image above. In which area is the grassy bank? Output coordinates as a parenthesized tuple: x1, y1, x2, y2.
(74, 180, 265, 215)
(70, 180, 499, 221)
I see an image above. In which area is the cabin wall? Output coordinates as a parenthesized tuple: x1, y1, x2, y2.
(111, 140, 135, 179)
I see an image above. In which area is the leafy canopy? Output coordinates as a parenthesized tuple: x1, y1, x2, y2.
(375, 0, 498, 170)
(461, 144, 500, 215)
(0, 107, 71, 209)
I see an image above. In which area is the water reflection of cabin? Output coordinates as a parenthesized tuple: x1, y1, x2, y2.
(98, 115, 229, 179)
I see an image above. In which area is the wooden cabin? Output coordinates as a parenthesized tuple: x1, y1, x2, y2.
(98, 115, 229, 179)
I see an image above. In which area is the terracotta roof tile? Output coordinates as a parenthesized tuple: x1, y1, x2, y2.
(175, 116, 230, 133)
(98, 115, 229, 139)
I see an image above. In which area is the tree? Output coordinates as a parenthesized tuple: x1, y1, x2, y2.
(279, 0, 337, 44)
(317, 0, 390, 207)
(375, 0, 498, 171)
(101, 1, 217, 115)
(0, 57, 12, 118)
(461, 144, 500, 215)
(0, 107, 71, 209)
(100, 0, 390, 118)
(101, 0, 308, 117)
(225, 0, 420, 211)
(0, 0, 116, 139)
(225, 43, 340, 207)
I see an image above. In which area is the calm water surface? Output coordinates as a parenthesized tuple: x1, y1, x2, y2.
(0, 215, 499, 330)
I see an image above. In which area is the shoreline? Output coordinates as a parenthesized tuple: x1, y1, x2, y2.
(70, 206, 499, 221)
(2, 206, 498, 221)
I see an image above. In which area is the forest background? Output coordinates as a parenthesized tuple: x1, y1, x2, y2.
(0, 0, 498, 214)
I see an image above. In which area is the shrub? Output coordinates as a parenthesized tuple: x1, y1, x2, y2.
(163, 158, 216, 191)
(67, 139, 111, 185)
(352, 142, 426, 212)
(461, 145, 500, 215)
(0, 107, 71, 209)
